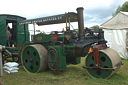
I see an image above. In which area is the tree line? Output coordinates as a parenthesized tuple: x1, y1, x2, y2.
(92, 1, 128, 31)
(113, 1, 128, 16)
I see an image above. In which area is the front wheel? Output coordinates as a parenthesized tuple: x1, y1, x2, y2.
(85, 48, 122, 79)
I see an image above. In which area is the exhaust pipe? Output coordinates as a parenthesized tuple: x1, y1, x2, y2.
(76, 7, 85, 35)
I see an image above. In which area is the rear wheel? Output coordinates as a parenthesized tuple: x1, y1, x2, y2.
(21, 44, 48, 73)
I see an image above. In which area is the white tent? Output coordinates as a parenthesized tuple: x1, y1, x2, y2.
(100, 11, 128, 59)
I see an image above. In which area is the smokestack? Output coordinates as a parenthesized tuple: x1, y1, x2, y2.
(76, 7, 85, 35)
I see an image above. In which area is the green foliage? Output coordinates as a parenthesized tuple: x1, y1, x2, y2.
(113, 1, 128, 16)
(112, 6, 121, 16)
(92, 25, 99, 31)
(36, 30, 40, 32)
(120, 1, 128, 12)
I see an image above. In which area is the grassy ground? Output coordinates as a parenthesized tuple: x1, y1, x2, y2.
(0, 57, 128, 85)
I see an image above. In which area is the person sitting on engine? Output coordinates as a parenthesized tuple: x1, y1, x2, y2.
(6, 25, 12, 47)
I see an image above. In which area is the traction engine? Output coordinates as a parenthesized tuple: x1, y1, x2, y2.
(18, 7, 122, 79)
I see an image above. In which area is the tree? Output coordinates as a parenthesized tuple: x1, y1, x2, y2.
(120, 1, 128, 12)
(113, 1, 128, 16)
(92, 25, 99, 31)
(112, 6, 121, 16)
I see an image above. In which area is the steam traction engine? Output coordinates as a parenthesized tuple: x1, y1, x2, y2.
(18, 7, 122, 79)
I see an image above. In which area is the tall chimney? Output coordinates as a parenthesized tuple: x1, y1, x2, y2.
(76, 7, 84, 35)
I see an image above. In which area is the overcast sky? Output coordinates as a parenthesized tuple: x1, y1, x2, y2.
(0, 0, 128, 31)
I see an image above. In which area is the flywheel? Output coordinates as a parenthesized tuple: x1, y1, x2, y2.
(48, 48, 59, 70)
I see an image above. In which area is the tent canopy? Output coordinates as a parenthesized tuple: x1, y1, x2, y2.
(100, 11, 128, 59)
(100, 11, 128, 29)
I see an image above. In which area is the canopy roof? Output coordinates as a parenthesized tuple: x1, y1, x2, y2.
(19, 12, 78, 26)
(100, 11, 128, 29)
(0, 14, 26, 20)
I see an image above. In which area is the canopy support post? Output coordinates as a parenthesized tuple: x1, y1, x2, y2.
(24, 24, 26, 41)
(33, 23, 36, 42)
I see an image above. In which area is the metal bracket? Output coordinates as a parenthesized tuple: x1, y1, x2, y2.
(83, 65, 117, 71)
(83, 61, 123, 71)
(93, 44, 106, 67)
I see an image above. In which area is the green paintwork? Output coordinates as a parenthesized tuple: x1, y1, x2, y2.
(0, 14, 30, 47)
(34, 34, 57, 43)
(17, 24, 30, 44)
(48, 43, 81, 71)
(0, 16, 6, 46)
(6, 47, 18, 54)
(22, 46, 40, 73)
(2, 47, 18, 58)
(18, 43, 33, 57)
(57, 35, 63, 41)
(48, 45, 66, 70)
(86, 51, 112, 79)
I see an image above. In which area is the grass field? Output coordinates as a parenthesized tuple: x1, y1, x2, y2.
(0, 57, 128, 85)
